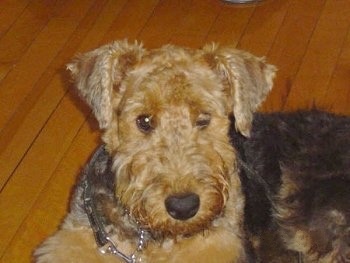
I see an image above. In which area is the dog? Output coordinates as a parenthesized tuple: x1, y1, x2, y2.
(34, 40, 276, 263)
(230, 110, 350, 262)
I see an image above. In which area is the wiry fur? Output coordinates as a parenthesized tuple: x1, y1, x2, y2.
(34, 40, 276, 263)
(231, 110, 350, 262)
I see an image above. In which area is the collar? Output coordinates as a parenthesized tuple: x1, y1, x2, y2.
(82, 146, 303, 263)
(81, 145, 148, 263)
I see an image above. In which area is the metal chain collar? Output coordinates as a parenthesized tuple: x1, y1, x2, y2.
(82, 145, 148, 263)
(83, 175, 148, 263)
(98, 229, 146, 263)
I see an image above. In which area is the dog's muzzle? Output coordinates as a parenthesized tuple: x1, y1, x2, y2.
(165, 192, 200, 220)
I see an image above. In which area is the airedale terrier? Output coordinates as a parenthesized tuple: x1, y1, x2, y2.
(34, 40, 276, 263)
(231, 110, 350, 262)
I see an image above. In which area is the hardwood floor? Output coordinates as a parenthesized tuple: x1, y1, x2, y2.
(0, 0, 349, 262)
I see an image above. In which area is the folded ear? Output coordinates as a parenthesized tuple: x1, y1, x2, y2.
(202, 44, 276, 137)
(67, 40, 145, 129)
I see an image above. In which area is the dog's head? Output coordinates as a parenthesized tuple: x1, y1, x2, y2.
(68, 40, 276, 236)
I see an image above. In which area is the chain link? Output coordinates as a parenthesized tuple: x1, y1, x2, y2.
(98, 228, 146, 263)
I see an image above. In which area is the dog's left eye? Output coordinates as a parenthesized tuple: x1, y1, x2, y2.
(136, 115, 154, 133)
(196, 113, 211, 129)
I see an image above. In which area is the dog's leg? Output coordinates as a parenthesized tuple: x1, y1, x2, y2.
(141, 228, 246, 263)
(34, 228, 123, 263)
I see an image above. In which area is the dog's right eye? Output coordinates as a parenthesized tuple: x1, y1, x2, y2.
(136, 115, 154, 133)
(196, 113, 211, 129)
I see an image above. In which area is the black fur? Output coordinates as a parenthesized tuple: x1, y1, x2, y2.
(230, 110, 350, 262)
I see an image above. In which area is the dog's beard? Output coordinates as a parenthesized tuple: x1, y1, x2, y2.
(113, 155, 229, 238)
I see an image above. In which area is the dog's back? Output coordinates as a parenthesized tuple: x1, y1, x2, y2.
(231, 110, 350, 262)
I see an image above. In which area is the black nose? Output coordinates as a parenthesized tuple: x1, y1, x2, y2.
(165, 193, 200, 220)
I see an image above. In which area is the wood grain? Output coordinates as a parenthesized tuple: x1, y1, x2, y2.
(0, 0, 349, 261)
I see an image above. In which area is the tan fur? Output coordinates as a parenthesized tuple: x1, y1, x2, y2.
(35, 40, 276, 262)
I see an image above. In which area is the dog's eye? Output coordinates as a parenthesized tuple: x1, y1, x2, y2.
(196, 113, 211, 129)
(136, 115, 154, 133)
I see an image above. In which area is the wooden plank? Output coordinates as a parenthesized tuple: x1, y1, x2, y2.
(0, 0, 162, 258)
(318, 27, 350, 115)
(0, 0, 64, 83)
(0, 0, 95, 132)
(169, 0, 222, 48)
(284, 0, 350, 111)
(0, 0, 124, 190)
(1, 117, 100, 263)
(139, 0, 194, 48)
(0, 94, 89, 257)
(261, 0, 326, 111)
(0, 0, 30, 38)
(238, 0, 291, 56)
(205, 3, 255, 46)
(170, 34, 208, 49)
(101, 0, 160, 44)
(0, 0, 159, 189)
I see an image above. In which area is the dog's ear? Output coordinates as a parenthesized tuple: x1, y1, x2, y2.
(202, 44, 276, 137)
(67, 40, 145, 129)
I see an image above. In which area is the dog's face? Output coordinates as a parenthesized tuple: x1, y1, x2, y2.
(68, 40, 275, 236)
